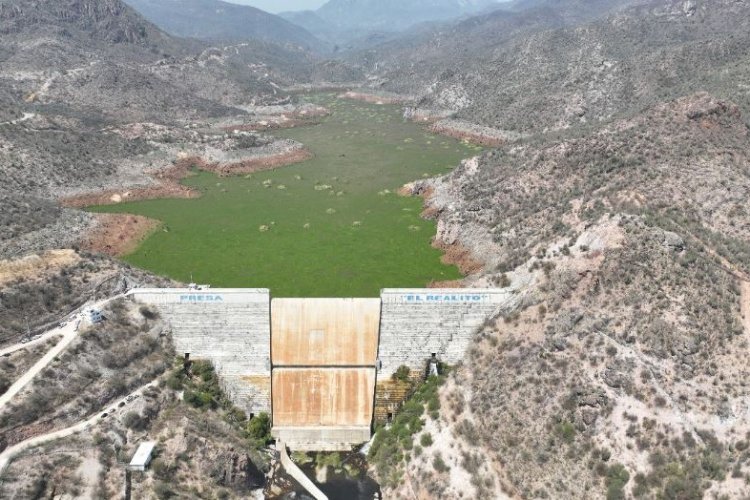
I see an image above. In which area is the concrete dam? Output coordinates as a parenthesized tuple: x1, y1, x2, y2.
(127, 288, 514, 450)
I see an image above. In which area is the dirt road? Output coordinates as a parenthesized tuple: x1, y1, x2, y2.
(0, 380, 158, 474)
(0, 296, 122, 409)
(0, 320, 74, 358)
(0, 321, 78, 408)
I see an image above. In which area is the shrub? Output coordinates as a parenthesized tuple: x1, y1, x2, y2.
(555, 420, 576, 443)
(392, 365, 411, 382)
(433, 453, 450, 473)
(139, 306, 158, 320)
(122, 411, 144, 430)
(153, 481, 174, 499)
(420, 433, 434, 447)
(246, 412, 271, 445)
(606, 463, 630, 500)
(369, 368, 449, 487)
(184, 390, 214, 409)
(316, 452, 342, 469)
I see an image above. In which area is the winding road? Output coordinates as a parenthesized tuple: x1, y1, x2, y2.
(0, 380, 158, 474)
(0, 294, 129, 475)
(0, 321, 79, 408)
(0, 324, 67, 358)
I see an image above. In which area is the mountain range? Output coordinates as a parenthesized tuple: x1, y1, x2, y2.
(351, 0, 750, 131)
(281, 0, 502, 47)
(122, 0, 325, 50)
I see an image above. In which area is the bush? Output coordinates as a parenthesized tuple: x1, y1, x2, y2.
(246, 412, 271, 445)
(606, 463, 630, 500)
(555, 420, 576, 443)
(433, 453, 450, 473)
(153, 481, 174, 499)
(420, 433, 434, 447)
(392, 365, 411, 382)
(368, 369, 449, 488)
(316, 452, 342, 469)
(184, 390, 214, 409)
(139, 305, 158, 320)
(122, 411, 144, 430)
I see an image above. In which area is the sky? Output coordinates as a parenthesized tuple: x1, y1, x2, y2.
(225, 0, 328, 13)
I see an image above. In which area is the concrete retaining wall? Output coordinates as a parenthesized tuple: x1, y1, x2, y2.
(378, 289, 514, 377)
(128, 288, 271, 415)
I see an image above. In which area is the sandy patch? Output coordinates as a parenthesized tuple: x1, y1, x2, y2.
(0, 250, 79, 287)
(76, 452, 101, 500)
(740, 281, 750, 336)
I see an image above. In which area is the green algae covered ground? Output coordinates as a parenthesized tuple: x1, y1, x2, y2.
(89, 95, 481, 297)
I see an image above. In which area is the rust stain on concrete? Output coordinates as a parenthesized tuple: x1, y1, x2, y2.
(272, 368, 376, 427)
(271, 298, 380, 366)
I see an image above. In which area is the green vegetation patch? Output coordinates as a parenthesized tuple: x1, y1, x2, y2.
(166, 357, 271, 448)
(368, 366, 448, 488)
(91, 95, 477, 296)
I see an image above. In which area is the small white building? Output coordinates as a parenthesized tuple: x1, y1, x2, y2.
(128, 441, 156, 471)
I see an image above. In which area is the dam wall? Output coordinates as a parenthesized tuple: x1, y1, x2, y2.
(377, 289, 513, 377)
(127, 288, 271, 415)
(129, 287, 513, 448)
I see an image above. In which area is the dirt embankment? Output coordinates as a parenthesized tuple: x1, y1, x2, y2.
(61, 158, 201, 208)
(223, 105, 331, 132)
(63, 146, 312, 257)
(399, 183, 484, 286)
(77, 214, 160, 257)
(61, 145, 313, 209)
(428, 119, 524, 147)
(207, 148, 313, 176)
(340, 92, 520, 147)
(403, 107, 455, 124)
(224, 120, 310, 132)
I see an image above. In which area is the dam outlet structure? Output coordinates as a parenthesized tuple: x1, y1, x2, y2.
(127, 287, 516, 451)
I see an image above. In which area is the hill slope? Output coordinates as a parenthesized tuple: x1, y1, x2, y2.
(354, 0, 750, 132)
(385, 90, 750, 499)
(123, 0, 325, 50)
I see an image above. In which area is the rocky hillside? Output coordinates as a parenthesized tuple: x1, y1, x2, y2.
(0, 0, 325, 120)
(388, 91, 750, 498)
(353, 0, 750, 133)
(123, 0, 325, 51)
(0, 0, 178, 47)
